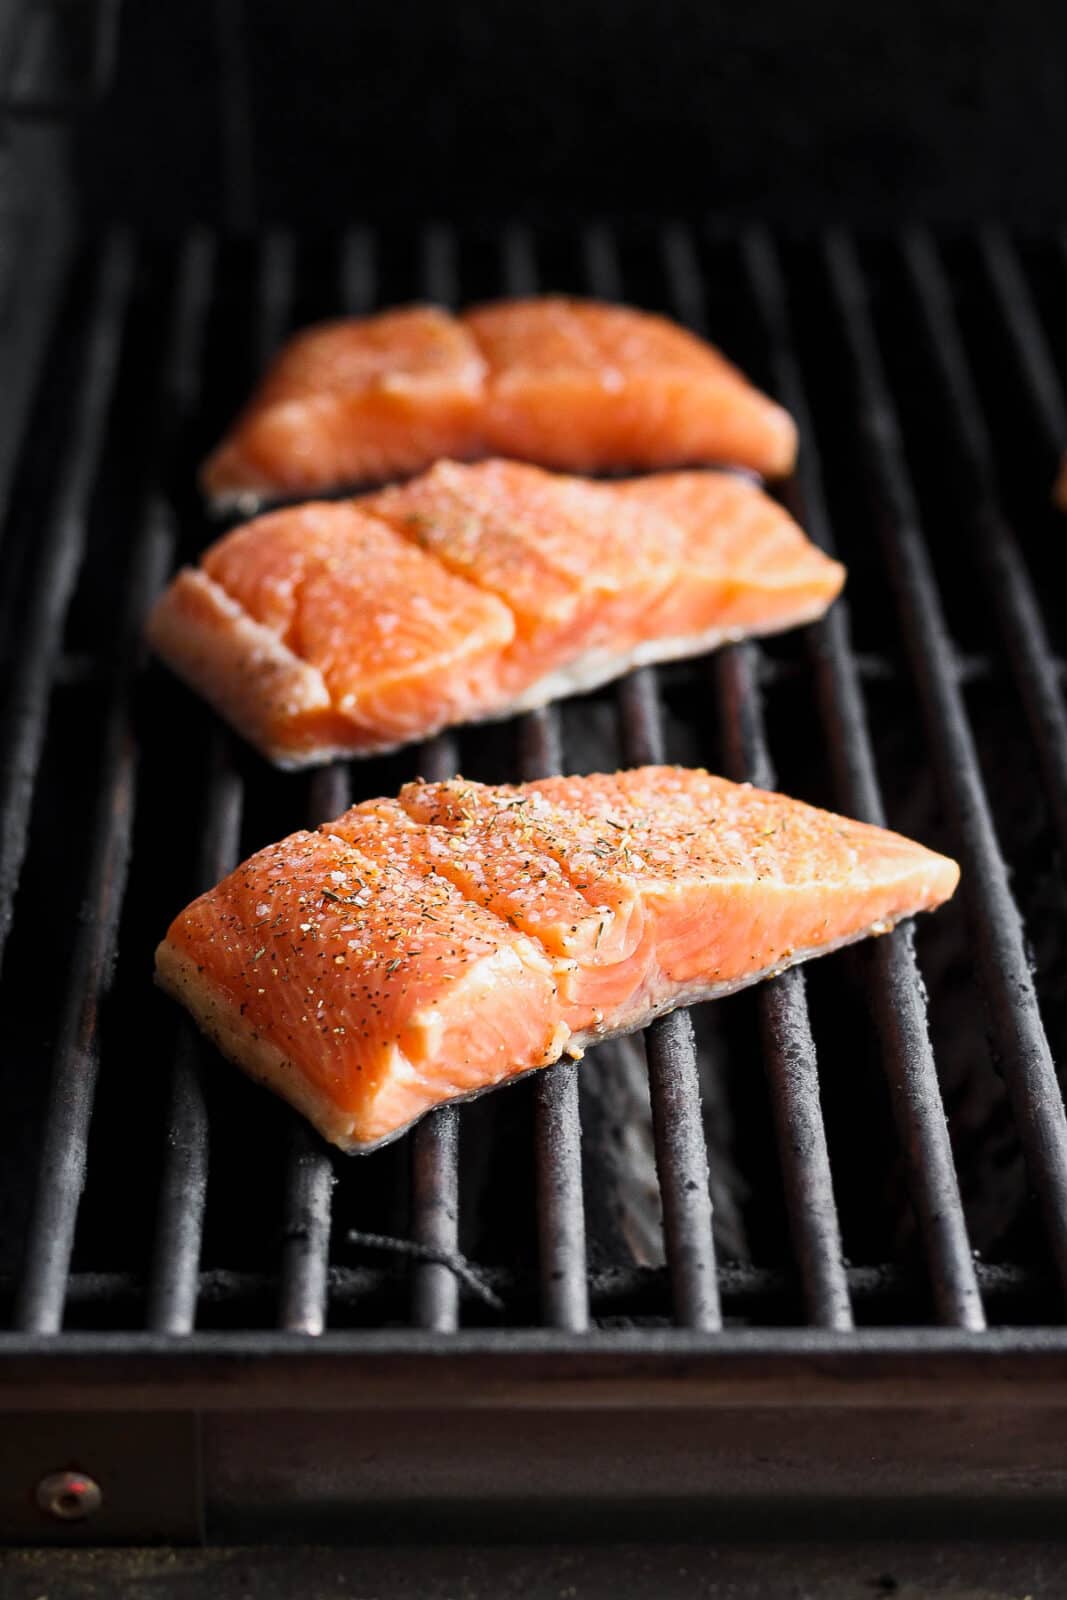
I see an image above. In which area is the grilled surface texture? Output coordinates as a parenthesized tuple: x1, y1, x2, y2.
(201, 297, 798, 509)
(146, 460, 844, 767)
(156, 767, 960, 1152)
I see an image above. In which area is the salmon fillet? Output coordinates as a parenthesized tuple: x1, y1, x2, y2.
(147, 460, 844, 767)
(156, 767, 960, 1152)
(201, 297, 797, 511)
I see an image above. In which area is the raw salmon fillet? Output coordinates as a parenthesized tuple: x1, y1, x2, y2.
(201, 297, 797, 510)
(156, 767, 960, 1152)
(147, 460, 843, 767)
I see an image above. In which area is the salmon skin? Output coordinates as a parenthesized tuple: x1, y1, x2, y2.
(147, 460, 844, 768)
(201, 297, 798, 511)
(156, 766, 960, 1153)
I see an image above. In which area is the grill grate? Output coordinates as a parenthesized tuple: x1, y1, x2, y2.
(2, 221, 1067, 1348)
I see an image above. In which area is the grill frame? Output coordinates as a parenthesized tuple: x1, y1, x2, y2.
(3, 1328, 1067, 1542)
(4, 216, 1067, 1538)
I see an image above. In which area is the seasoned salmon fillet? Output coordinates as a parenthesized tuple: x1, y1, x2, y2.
(201, 297, 797, 510)
(156, 767, 960, 1152)
(147, 460, 843, 767)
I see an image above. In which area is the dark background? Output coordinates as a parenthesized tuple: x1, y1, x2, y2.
(80, 0, 1067, 230)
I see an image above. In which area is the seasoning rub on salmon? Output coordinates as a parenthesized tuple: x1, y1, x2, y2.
(201, 297, 798, 510)
(156, 766, 960, 1153)
(147, 460, 844, 767)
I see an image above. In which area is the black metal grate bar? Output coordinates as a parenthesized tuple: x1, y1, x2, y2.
(584, 225, 721, 1331)
(502, 223, 539, 301)
(277, 764, 349, 1335)
(13, 236, 176, 1332)
(617, 672, 721, 1331)
(532, 1047, 587, 1333)
(245, 231, 339, 1337)
(256, 231, 296, 365)
(742, 229, 984, 1329)
(275, 229, 376, 1336)
(406, 740, 462, 1334)
(408, 737, 463, 1332)
(902, 230, 1067, 864)
(144, 235, 232, 1335)
(519, 707, 591, 1332)
(410, 1101, 461, 1331)
(0, 236, 133, 978)
(501, 227, 590, 1332)
(980, 230, 1067, 460)
(279, 1121, 335, 1332)
(342, 226, 377, 316)
(423, 222, 460, 312)
(662, 225, 852, 1330)
(828, 230, 1067, 1301)
(148, 735, 242, 1334)
(406, 224, 467, 1333)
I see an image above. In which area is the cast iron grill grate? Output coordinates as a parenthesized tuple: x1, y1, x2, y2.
(2, 221, 1067, 1343)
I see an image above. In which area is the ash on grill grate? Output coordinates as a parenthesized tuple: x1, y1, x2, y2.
(1, 222, 1067, 1343)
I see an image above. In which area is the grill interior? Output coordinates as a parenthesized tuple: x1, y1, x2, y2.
(3, 220, 1067, 1343)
